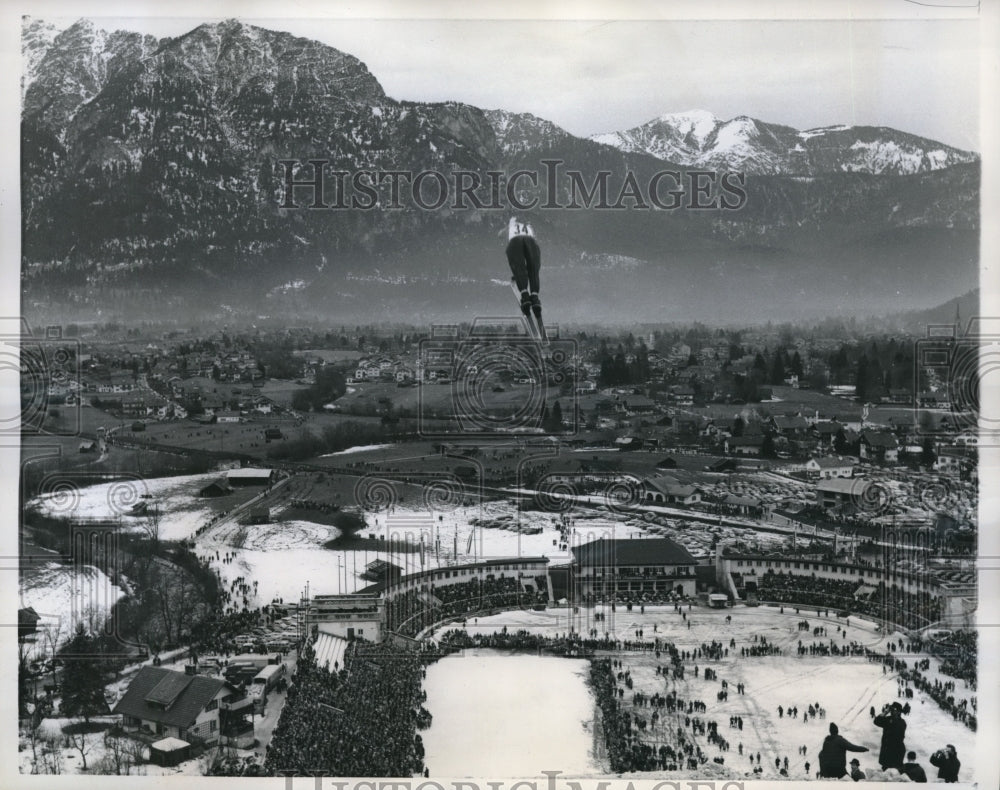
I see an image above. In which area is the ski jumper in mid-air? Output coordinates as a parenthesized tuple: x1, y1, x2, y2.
(506, 217, 542, 327)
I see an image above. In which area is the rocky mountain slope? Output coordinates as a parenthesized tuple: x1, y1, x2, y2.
(21, 18, 979, 325)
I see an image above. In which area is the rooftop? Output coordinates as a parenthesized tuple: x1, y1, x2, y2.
(571, 537, 697, 567)
(113, 667, 226, 729)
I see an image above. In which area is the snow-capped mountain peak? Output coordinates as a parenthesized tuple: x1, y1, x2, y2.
(590, 111, 978, 176)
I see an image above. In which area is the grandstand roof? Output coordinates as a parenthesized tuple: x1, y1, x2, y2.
(313, 632, 348, 672)
(355, 556, 551, 595)
(571, 537, 696, 567)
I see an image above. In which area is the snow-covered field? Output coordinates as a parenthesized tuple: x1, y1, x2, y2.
(427, 606, 977, 781)
(423, 652, 601, 777)
(26, 471, 237, 542)
(319, 443, 396, 457)
(24, 469, 799, 612)
(19, 562, 126, 660)
(17, 468, 981, 780)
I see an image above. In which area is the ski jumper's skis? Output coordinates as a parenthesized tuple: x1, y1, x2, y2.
(532, 305, 549, 344)
(510, 279, 542, 341)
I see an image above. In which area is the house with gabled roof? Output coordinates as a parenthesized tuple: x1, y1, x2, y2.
(724, 435, 765, 456)
(112, 666, 240, 746)
(769, 414, 810, 437)
(804, 456, 856, 480)
(811, 420, 843, 448)
(859, 430, 900, 463)
(641, 475, 702, 505)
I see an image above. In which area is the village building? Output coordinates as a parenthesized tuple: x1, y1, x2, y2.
(569, 537, 697, 600)
(804, 456, 855, 479)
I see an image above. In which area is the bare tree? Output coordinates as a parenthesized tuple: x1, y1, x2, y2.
(23, 712, 42, 771)
(97, 731, 136, 775)
(38, 735, 63, 774)
(141, 502, 161, 547)
(66, 723, 93, 770)
(123, 737, 147, 773)
(43, 618, 64, 689)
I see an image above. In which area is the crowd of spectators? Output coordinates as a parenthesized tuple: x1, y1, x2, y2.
(591, 658, 710, 772)
(753, 570, 942, 630)
(866, 650, 976, 731)
(930, 629, 977, 685)
(263, 641, 428, 776)
(387, 575, 548, 636)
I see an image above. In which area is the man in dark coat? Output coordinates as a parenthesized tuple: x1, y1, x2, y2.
(901, 751, 928, 783)
(818, 722, 869, 778)
(929, 745, 960, 782)
(873, 702, 907, 770)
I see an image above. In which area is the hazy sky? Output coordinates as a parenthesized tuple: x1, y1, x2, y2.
(36, 15, 981, 150)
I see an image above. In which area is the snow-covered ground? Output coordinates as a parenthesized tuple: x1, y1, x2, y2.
(26, 471, 235, 542)
(19, 562, 126, 660)
(423, 652, 601, 777)
(22, 468, 798, 611)
(319, 443, 396, 457)
(427, 606, 976, 781)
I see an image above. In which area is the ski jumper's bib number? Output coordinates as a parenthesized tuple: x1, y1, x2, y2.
(508, 218, 535, 241)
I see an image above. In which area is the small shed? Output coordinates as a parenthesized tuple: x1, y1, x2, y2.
(199, 478, 233, 498)
(149, 736, 191, 767)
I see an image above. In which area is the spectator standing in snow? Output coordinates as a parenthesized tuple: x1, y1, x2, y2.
(873, 701, 907, 770)
(818, 722, 869, 779)
(901, 751, 928, 783)
(929, 744, 960, 783)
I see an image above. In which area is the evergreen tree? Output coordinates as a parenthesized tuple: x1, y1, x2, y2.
(59, 624, 108, 723)
(790, 352, 804, 378)
(771, 354, 786, 385)
(855, 355, 869, 401)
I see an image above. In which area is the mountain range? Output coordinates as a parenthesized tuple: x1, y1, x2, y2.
(20, 18, 980, 326)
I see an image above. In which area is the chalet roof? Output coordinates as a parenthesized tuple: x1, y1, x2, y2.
(113, 667, 225, 729)
(199, 478, 233, 494)
(809, 456, 854, 469)
(227, 468, 274, 479)
(727, 435, 765, 446)
(642, 474, 679, 493)
(861, 431, 899, 448)
(571, 537, 696, 567)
